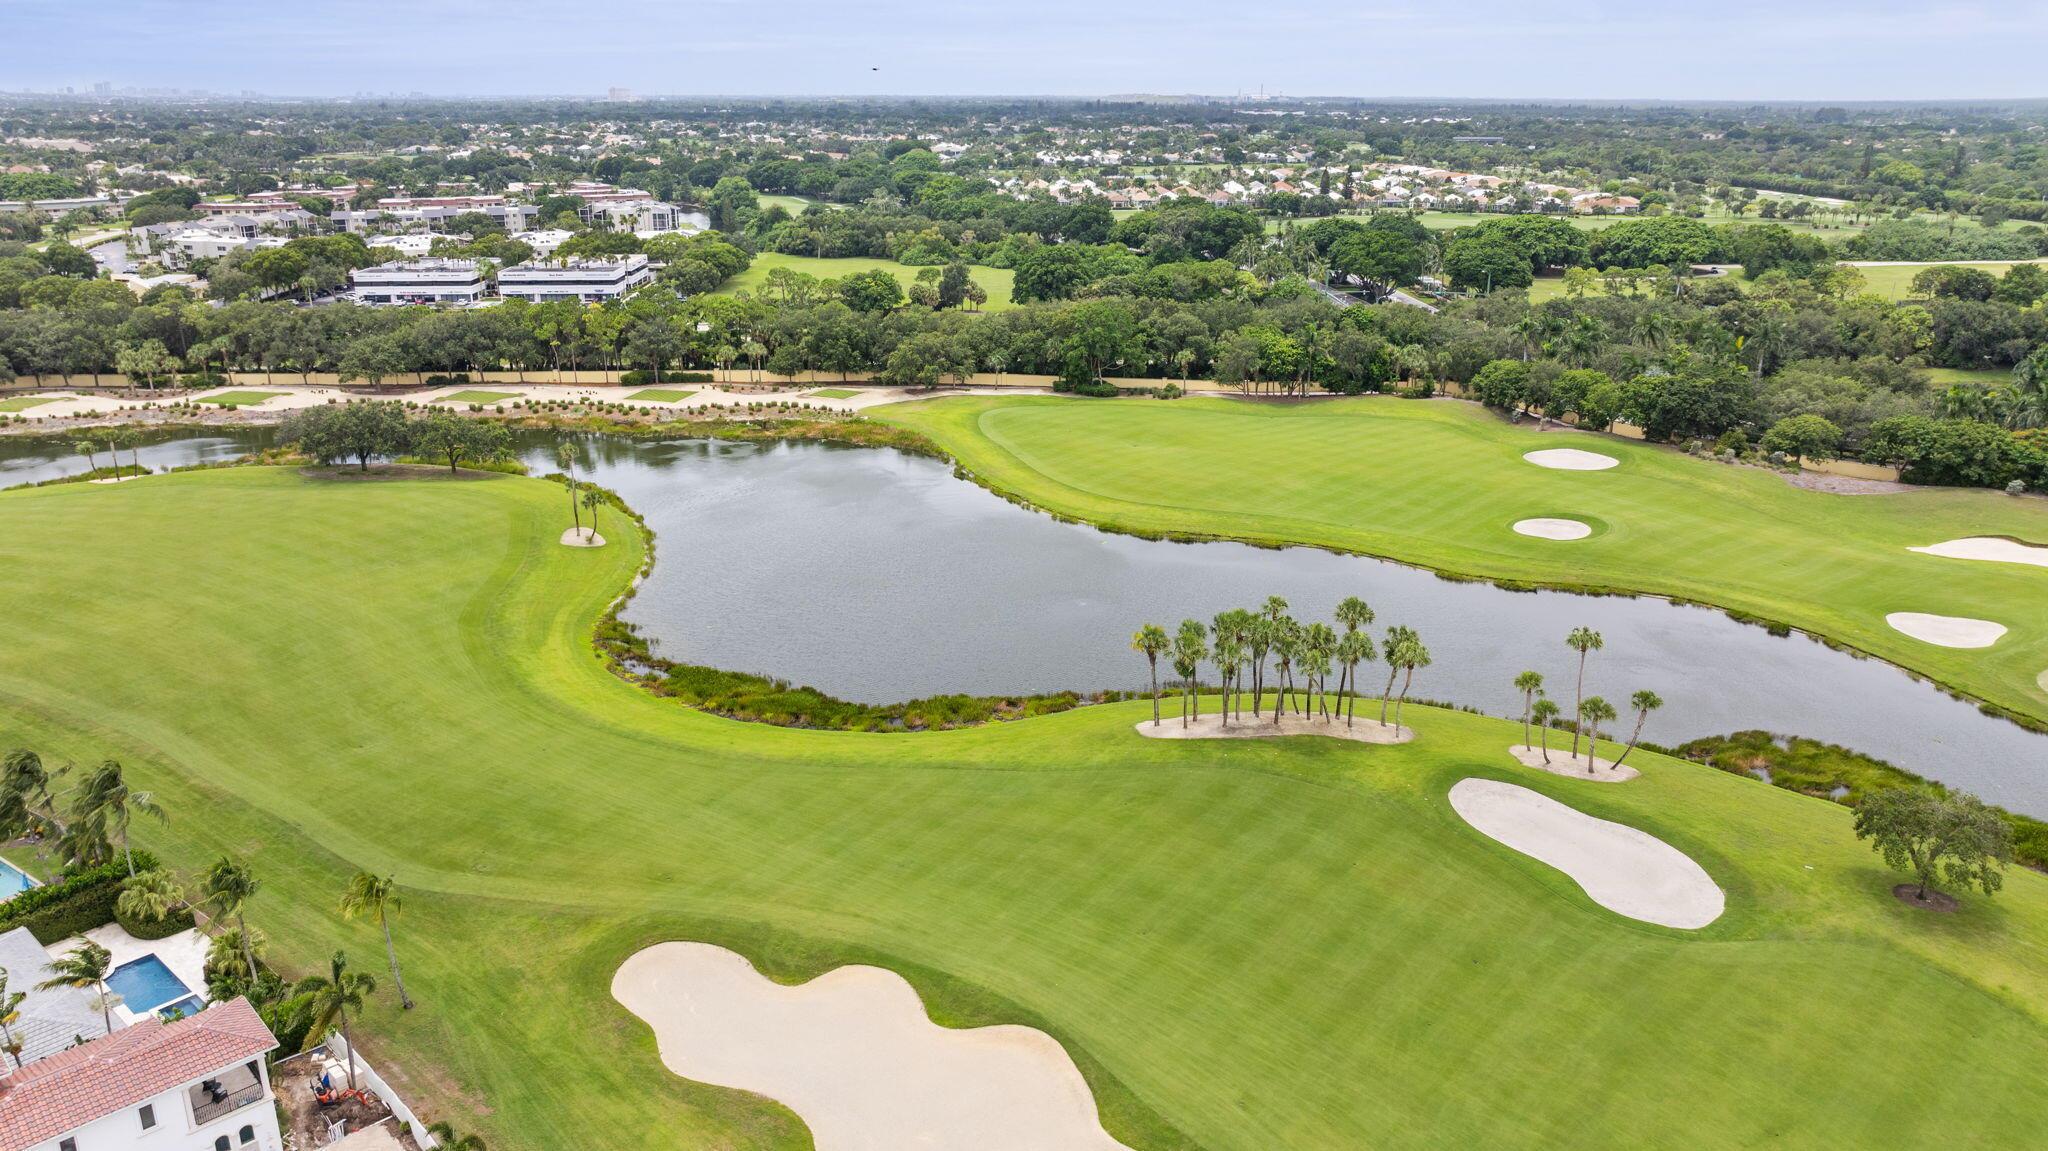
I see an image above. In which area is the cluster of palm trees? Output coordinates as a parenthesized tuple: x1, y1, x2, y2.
(554, 443, 607, 542)
(1512, 627, 1664, 773)
(1133, 596, 1432, 733)
(72, 431, 146, 480)
(0, 749, 164, 877)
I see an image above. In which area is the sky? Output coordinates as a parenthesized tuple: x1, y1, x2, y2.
(11, 0, 2048, 102)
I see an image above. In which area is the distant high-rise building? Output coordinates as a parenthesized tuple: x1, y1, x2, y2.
(607, 87, 635, 102)
(93, 81, 110, 96)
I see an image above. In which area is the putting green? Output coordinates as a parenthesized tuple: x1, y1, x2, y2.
(0, 394, 69, 413)
(437, 390, 523, 406)
(1, 468, 2046, 1151)
(624, 388, 697, 403)
(195, 390, 286, 407)
(877, 395, 2048, 729)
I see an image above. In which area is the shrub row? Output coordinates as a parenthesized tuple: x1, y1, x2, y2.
(0, 853, 167, 944)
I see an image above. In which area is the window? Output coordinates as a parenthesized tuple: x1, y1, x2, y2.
(59, 1140, 76, 1151)
(240, 1125, 256, 1144)
(140, 1102, 157, 1128)
(216, 1138, 231, 1151)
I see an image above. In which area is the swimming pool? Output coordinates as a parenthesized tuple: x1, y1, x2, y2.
(107, 955, 195, 1015)
(0, 859, 34, 900)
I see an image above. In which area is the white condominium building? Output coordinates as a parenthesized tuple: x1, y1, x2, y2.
(497, 255, 654, 303)
(349, 258, 487, 306)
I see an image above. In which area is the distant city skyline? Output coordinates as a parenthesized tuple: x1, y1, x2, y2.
(12, 0, 2048, 102)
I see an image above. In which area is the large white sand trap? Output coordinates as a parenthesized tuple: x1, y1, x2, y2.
(613, 942, 1133, 1151)
(1523, 448, 1618, 471)
(1134, 712, 1411, 744)
(1909, 537, 2048, 569)
(1507, 744, 1638, 782)
(1885, 612, 2007, 649)
(1448, 778, 1723, 929)
(1512, 518, 1592, 540)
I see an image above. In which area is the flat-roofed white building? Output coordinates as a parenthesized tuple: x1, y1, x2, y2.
(349, 258, 487, 306)
(497, 254, 653, 303)
(513, 228, 577, 257)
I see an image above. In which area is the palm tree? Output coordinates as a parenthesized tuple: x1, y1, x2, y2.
(1392, 636, 1432, 734)
(740, 338, 768, 383)
(117, 868, 186, 926)
(1254, 597, 1288, 716)
(0, 747, 64, 843)
(299, 951, 376, 1088)
(72, 439, 101, 478)
(340, 872, 413, 1010)
(1514, 671, 1545, 746)
(112, 428, 142, 476)
(39, 940, 118, 1034)
(1578, 696, 1618, 773)
(1300, 623, 1337, 720)
(1131, 624, 1170, 727)
(1335, 631, 1375, 728)
(202, 856, 262, 982)
(1269, 618, 1301, 723)
(1565, 627, 1605, 760)
(1611, 690, 1665, 770)
(1209, 612, 1246, 729)
(555, 443, 582, 535)
(581, 488, 604, 541)
(1174, 620, 1208, 724)
(1332, 597, 1374, 706)
(1530, 696, 1560, 763)
(73, 759, 166, 876)
(1378, 625, 1416, 727)
(0, 969, 28, 1070)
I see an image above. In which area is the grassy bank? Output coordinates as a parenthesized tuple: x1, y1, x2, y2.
(2, 468, 2048, 1149)
(876, 394, 2048, 731)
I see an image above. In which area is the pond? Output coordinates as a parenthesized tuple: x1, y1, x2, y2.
(7, 426, 2046, 814)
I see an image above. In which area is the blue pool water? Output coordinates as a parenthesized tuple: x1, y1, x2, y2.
(0, 859, 34, 899)
(107, 955, 194, 1014)
(158, 996, 205, 1020)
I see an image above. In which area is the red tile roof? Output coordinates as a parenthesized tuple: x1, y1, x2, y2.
(0, 997, 276, 1150)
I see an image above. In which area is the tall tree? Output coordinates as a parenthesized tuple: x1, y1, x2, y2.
(581, 488, 604, 542)
(72, 759, 165, 876)
(1530, 696, 1560, 763)
(1174, 620, 1209, 724)
(1515, 671, 1545, 747)
(1378, 625, 1416, 727)
(299, 951, 377, 1088)
(1611, 690, 1664, 770)
(0, 969, 27, 1069)
(38, 940, 117, 1034)
(1131, 624, 1170, 727)
(1565, 627, 1605, 759)
(1577, 697, 1617, 773)
(202, 856, 262, 982)
(339, 872, 413, 1010)
(1335, 630, 1375, 729)
(1392, 635, 1432, 734)
(555, 443, 582, 535)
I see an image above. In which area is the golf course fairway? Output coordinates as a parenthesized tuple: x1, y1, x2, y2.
(878, 394, 2048, 729)
(2, 465, 2047, 1150)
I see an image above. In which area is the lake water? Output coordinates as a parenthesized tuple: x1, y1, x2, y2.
(7, 427, 2046, 813)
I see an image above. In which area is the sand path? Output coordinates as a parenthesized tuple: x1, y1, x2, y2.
(613, 942, 1131, 1151)
(1449, 778, 1723, 929)
(1523, 448, 1618, 471)
(1512, 518, 1592, 540)
(1134, 712, 1411, 744)
(1885, 612, 2007, 649)
(1909, 537, 2048, 569)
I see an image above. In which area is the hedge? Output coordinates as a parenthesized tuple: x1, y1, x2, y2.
(116, 901, 196, 941)
(0, 853, 162, 944)
(19, 884, 122, 945)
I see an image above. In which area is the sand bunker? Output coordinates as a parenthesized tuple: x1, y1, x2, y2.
(1508, 744, 1638, 782)
(1512, 518, 1592, 541)
(560, 527, 606, 547)
(613, 942, 1131, 1151)
(1134, 712, 1411, 745)
(1449, 778, 1723, 929)
(1885, 612, 2007, 649)
(1523, 448, 1618, 471)
(1909, 537, 2048, 570)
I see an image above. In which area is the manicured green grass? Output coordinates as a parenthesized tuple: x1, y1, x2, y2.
(0, 394, 69, 412)
(757, 194, 828, 215)
(436, 390, 523, 405)
(624, 388, 697, 403)
(879, 395, 2048, 727)
(720, 252, 1016, 312)
(807, 388, 861, 399)
(2, 468, 2048, 1150)
(1924, 367, 2013, 388)
(1851, 260, 2048, 300)
(195, 390, 286, 407)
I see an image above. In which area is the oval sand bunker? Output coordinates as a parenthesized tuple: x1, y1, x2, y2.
(1885, 612, 2007, 649)
(1909, 537, 2048, 570)
(1523, 448, 1619, 471)
(1513, 518, 1592, 541)
(1449, 778, 1723, 929)
(614, 942, 1133, 1151)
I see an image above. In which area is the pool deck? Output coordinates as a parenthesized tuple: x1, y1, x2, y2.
(50, 922, 211, 1023)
